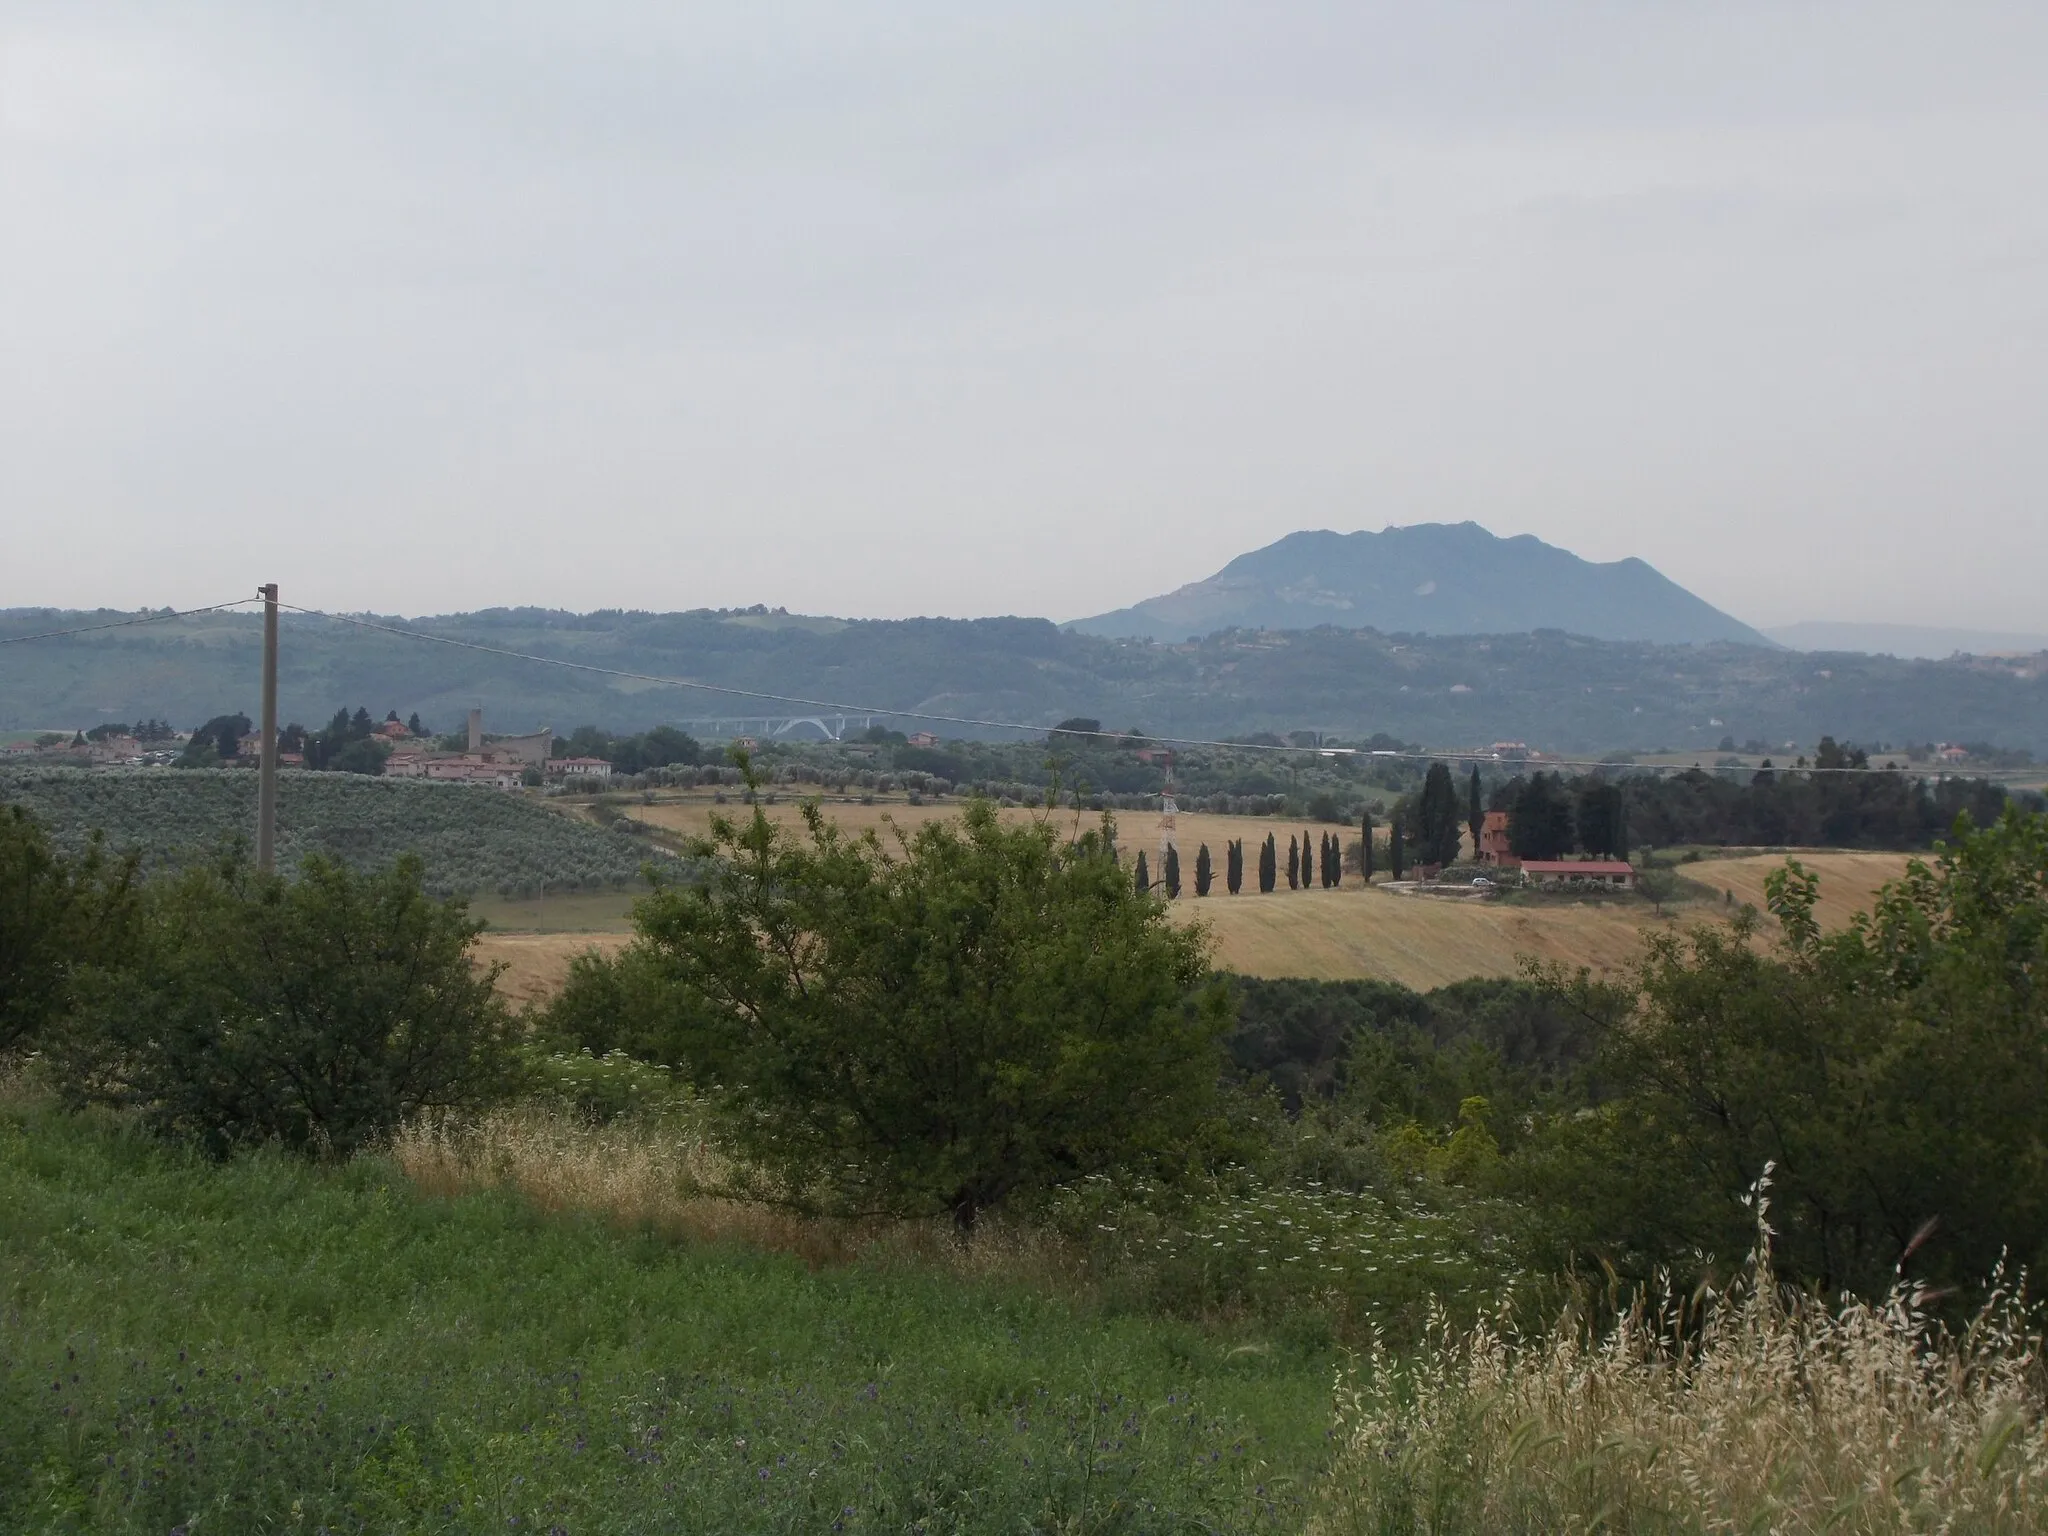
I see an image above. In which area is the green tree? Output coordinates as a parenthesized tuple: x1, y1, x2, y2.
(1259, 834, 1277, 893)
(1417, 762, 1463, 868)
(1576, 779, 1627, 858)
(1390, 815, 1406, 880)
(1509, 773, 1576, 860)
(1467, 766, 1484, 863)
(1286, 835, 1300, 890)
(1300, 832, 1314, 889)
(1194, 842, 1213, 896)
(407, 712, 426, 736)
(56, 854, 520, 1158)
(1361, 809, 1375, 882)
(1163, 843, 1181, 899)
(1226, 839, 1243, 895)
(1524, 810, 2048, 1297)
(1134, 849, 1150, 894)
(601, 796, 1228, 1229)
(0, 807, 141, 1055)
(328, 736, 390, 776)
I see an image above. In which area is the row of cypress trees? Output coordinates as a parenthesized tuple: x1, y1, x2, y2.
(1133, 825, 1380, 897)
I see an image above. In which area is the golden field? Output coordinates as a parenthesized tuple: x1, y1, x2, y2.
(472, 794, 1921, 1001)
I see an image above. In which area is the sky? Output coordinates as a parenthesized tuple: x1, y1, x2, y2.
(4, 3, 2045, 630)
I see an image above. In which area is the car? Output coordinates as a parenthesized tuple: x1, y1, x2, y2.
(1471, 876, 1494, 888)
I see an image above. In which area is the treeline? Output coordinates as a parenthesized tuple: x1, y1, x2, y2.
(553, 724, 702, 774)
(1615, 756, 2020, 850)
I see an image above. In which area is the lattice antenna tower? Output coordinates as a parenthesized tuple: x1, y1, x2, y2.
(1158, 748, 1178, 872)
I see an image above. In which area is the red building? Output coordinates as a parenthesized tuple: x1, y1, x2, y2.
(1477, 809, 1518, 867)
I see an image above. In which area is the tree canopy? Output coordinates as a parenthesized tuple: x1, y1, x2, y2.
(560, 793, 1230, 1228)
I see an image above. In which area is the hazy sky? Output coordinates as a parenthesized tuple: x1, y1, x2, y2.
(5, 3, 2045, 629)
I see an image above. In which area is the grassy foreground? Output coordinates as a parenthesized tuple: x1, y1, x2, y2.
(0, 1103, 1331, 1534)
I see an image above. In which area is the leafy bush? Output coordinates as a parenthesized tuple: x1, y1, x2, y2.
(554, 794, 1231, 1228)
(53, 854, 523, 1156)
(0, 805, 140, 1054)
(1517, 807, 2048, 1297)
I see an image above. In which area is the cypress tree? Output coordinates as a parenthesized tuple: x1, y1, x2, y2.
(1163, 844, 1181, 900)
(1286, 836, 1299, 890)
(1361, 809, 1375, 883)
(1194, 842, 1212, 896)
(1418, 762, 1462, 869)
(1134, 849, 1150, 895)
(407, 712, 425, 737)
(1300, 833, 1314, 890)
(1390, 815, 1406, 880)
(1259, 834, 1277, 893)
(1226, 839, 1243, 895)
(1327, 831, 1342, 888)
(1467, 766, 1484, 863)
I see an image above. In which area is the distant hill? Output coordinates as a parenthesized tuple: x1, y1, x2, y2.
(1068, 522, 1772, 646)
(1765, 621, 2048, 659)
(4, 604, 2046, 753)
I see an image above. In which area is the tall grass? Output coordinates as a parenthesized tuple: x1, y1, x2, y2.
(1315, 1178, 2048, 1534)
(392, 1101, 1087, 1288)
(2, 1096, 1332, 1531)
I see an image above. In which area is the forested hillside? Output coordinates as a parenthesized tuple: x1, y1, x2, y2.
(4, 605, 2045, 754)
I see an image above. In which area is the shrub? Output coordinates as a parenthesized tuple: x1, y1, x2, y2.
(54, 854, 522, 1156)
(0, 805, 140, 1055)
(567, 795, 1230, 1229)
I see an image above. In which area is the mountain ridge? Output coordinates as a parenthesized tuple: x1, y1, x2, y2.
(3, 605, 2044, 754)
(1069, 522, 1772, 647)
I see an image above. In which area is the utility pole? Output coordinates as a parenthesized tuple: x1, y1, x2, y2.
(257, 582, 279, 873)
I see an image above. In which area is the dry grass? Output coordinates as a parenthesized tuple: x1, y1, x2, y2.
(484, 796, 1919, 999)
(475, 931, 631, 1008)
(1688, 850, 1917, 928)
(390, 1104, 1084, 1289)
(1316, 1188, 2048, 1535)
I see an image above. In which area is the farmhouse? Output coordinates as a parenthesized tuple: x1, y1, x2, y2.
(907, 731, 940, 748)
(1521, 859, 1636, 890)
(547, 756, 614, 782)
(1477, 809, 1517, 866)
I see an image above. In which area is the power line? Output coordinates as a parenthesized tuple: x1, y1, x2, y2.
(276, 601, 1947, 776)
(0, 598, 260, 647)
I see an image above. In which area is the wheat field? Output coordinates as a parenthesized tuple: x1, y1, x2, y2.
(475, 795, 1921, 1000)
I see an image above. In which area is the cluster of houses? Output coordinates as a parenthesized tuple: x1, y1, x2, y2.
(1, 732, 181, 767)
(383, 711, 613, 790)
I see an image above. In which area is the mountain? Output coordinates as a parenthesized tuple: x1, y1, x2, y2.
(1765, 622, 2048, 660)
(1067, 522, 1772, 646)
(4, 605, 2046, 754)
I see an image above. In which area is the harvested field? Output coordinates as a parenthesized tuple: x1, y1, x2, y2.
(1681, 849, 1917, 928)
(477, 931, 629, 1009)
(482, 796, 1918, 1002)
(1178, 886, 1663, 987)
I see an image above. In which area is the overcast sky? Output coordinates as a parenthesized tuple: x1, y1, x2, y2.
(4, 3, 2044, 629)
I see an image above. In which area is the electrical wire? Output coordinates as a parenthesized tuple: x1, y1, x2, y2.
(0, 598, 261, 647)
(276, 602, 1949, 776)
